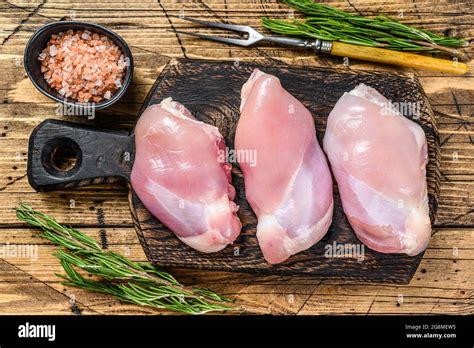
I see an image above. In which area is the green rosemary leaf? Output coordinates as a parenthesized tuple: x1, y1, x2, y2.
(16, 203, 234, 315)
(262, 0, 467, 56)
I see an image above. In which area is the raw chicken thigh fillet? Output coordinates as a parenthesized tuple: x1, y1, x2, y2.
(236, 69, 334, 264)
(131, 98, 241, 253)
(323, 84, 431, 256)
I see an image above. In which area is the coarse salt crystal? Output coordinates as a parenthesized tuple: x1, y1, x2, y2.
(49, 45, 58, 56)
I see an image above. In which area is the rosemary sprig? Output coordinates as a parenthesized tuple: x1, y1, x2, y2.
(263, 0, 467, 57)
(16, 203, 233, 314)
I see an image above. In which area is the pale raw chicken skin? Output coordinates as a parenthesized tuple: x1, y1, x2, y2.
(323, 84, 431, 256)
(235, 69, 333, 264)
(131, 98, 241, 253)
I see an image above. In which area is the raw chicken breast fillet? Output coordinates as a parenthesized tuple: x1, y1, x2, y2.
(235, 69, 334, 264)
(131, 98, 241, 253)
(323, 84, 431, 256)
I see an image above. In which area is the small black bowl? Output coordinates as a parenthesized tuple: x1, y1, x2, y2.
(24, 21, 134, 111)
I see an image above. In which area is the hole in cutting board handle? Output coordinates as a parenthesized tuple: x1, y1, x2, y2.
(41, 137, 82, 176)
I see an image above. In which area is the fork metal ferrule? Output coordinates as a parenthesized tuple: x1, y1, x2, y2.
(262, 36, 333, 54)
(311, 39, 333, 54)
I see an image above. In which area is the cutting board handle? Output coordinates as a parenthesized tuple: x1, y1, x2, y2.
(27, 119, 134, 192)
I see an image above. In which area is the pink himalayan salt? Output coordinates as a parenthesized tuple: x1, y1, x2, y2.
(38, 29, 126, 103)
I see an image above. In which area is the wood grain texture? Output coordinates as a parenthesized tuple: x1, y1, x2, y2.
(0, 226, 471, 315)
(0, 0, 472, 314)
(130, 59, 440, 283)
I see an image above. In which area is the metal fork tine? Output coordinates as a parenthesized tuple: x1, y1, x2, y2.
(170, 15, 252, 34)
(168, 29, 253, 47)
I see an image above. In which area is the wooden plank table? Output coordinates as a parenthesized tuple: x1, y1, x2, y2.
(0, 0, 472, 315)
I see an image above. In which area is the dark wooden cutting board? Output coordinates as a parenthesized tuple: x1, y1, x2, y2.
(28, 59, 440, 284)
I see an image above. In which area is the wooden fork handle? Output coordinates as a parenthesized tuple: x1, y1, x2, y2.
(330, 41, 469, 75)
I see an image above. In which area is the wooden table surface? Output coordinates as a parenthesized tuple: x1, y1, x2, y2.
(0, 0, 472, 315)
